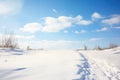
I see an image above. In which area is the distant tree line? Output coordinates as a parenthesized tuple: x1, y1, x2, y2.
(82, 43, 118, 50)
(94, 43, 118, 50)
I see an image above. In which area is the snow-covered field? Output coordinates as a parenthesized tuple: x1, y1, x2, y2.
(0, 48, 120, 80)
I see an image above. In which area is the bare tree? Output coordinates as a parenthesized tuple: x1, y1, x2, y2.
(94, 45, 103, 50)
(0, 32, 19, 49)
(27, 46, 31, 50)
(84, 45, 87, 50)
(0, 34, 1, 47)
(109, 43, 118, 49)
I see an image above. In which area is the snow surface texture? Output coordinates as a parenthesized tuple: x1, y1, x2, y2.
(0, 47, 120, 80)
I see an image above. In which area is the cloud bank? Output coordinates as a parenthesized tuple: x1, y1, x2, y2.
(20, 15, 92, 33)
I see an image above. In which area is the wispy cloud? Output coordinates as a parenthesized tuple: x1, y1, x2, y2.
(89, 38, 103, 42)
(112, 26, 120, 29)
(102, 15, 120, 26)
(64, 30, 68, 33)
(76, 20, 92, 25)
(96, 27, 108, 32)
(0, 0, 23, 16)
(74, 31, 79, 34)
(52, 9, 57, 13)
(74, 30, 86, 34)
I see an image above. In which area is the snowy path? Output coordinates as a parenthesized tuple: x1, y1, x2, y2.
(74, 51, 120, 80)
(73, 52, 91, 80)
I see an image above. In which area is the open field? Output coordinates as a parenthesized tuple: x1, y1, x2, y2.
(0, 47, 120, 80)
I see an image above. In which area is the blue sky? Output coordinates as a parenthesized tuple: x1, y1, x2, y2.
(0, 0, 120, 50)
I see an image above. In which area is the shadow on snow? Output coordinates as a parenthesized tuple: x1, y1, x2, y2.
(73, 53, 91, 80)
(0, 67, 27, 80)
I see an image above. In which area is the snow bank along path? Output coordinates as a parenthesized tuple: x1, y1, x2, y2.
(0, 48, 120, 80)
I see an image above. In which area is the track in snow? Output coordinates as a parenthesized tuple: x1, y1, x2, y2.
(73, 52, 91, 80)
(73, 52, 120, 80)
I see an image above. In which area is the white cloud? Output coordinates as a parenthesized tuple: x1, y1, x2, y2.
(74, 31, 80, 34)
(64, 30, 68, 33)
(0, 0, 23, 16)
(52, 9, 57, 13)
(92, 12, 103, 20)
(76, 20, 92, 25)
(20, 22, 42, 33)
(20, 15, 92, 33)
(74, 15, 83, 21)
(96, 27, 108, 32)
(75, 30, 86, 34)
(80, 30, 86, 33)
(112, 26, 120, 29)
(89, 38, 103, 42)
(41, 16, 92, 32)
(74, 15, 92, 25)
(102, 15, 120, 25)
(42, 16, 72, 32)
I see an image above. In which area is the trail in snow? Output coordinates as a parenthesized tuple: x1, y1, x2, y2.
(73, 52, 91, 80)
(74, 51, 120, 80)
